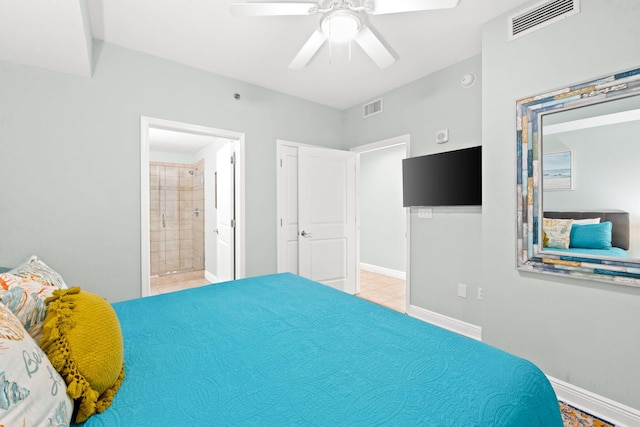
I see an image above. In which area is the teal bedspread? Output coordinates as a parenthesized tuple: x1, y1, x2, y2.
(80, 273, 562, 426)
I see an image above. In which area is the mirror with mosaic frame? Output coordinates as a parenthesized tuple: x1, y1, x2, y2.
(515, 66, 640, 287)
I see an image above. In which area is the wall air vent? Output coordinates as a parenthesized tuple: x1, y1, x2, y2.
(363, 98, 383, 119)
(508, 0, 580, 41)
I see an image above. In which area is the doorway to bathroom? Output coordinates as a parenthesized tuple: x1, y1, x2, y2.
(149, 159, 207, 294)
(140, 117, 245, 297)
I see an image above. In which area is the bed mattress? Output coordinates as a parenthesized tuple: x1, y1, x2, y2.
(78, 273, 562, 426)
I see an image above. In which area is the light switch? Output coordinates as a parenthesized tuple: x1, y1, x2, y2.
(458, 283, 467, 298)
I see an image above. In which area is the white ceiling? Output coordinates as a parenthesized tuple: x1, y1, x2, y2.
(149, 128, 220, 154)
(0, 0, 529, 110)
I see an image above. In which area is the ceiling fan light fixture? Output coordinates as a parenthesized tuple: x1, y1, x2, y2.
(321, 11, 361, 42)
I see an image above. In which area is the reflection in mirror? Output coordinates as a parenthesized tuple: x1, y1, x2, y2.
(541, 96, 640, 259)
(515, 67, 640, 286)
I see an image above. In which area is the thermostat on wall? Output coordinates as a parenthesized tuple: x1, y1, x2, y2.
(436, 129, 449, 144)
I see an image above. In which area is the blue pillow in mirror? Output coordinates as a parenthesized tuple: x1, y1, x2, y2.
(570, 221, 613, 249)
(0, 267, 11, 273)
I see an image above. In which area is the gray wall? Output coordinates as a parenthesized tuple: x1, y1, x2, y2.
(344, 54, 484, 326)
(359, 145, 406, 272)
(481, 0, 640, 409)
(0, 42, 344, 302)
(344, 0, 640, 410)
(1, 0, 639, 411)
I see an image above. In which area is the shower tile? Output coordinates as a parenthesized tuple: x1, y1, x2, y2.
(164, 190, 178, 201)
(180, 174, 192, 189)
(193, 247, 204, 259)
(179, 200, 193, 210)
(164, 167, 179, 178)
(166, 260, 179, 272)
(165, 200, 178, 215)
(150, 241, 159, 252)
(165, 250, 179, 262)
(166, 230, 180, 241)
(181, 229, 193, 240)
(158, 261, 166, 274)
(165, 175, 179, 189)
(180, 239, 192, 250)
(180, 259, 193, 270)
(166, 240, 179, 251)
(150, 220, 161, 232)
(179, 249, 192, 260)
(180, 220, 192, 231)
(165, 220, 179, 231)
(180, 209, 193, 220)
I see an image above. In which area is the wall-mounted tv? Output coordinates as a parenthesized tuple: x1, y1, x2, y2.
(402, 146, 482, 207)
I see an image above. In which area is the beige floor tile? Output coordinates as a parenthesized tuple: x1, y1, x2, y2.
(357, 270, 406, 313)
(150, 271, 210, 296)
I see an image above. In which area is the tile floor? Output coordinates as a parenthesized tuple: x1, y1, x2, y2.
(357, 270, 406, 313)
(150, 270, 210, 295)
(150, 269, 407, 314)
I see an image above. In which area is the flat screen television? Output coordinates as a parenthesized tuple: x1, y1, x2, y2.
(402, 146, 482, 207)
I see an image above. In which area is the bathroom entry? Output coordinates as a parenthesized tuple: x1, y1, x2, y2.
(141, 117, 245, 297)
(149, 160, 205, 278)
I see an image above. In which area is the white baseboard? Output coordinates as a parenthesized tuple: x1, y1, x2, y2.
(549, 376, 640, 427)
(407, 304, 638, 425)
(407, 304, 482, 341)
(360, 262, 406, 280)
(204, 270, 218, 284)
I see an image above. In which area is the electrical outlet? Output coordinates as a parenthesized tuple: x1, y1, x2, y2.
(477, 287, 483, 300)
(418, 208, 432, 218)
(457, 283, 467, 298)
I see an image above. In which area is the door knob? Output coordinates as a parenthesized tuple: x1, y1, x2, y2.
(300, 230, 313, 237)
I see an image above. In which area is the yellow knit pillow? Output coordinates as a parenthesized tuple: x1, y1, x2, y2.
(40, 287, 125, 423)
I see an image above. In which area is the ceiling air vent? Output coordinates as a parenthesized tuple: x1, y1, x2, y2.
(363, 98, 383, 119)
(508, 0, 580, 41)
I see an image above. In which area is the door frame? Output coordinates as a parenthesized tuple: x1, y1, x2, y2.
(350, 134, 410, 312)
(140, 116, 246, 297)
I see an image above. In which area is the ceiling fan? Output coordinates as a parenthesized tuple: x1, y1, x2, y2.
(230, 0, 460, 69)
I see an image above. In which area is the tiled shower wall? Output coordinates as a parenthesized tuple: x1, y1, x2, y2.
(150, 159, 205, 276)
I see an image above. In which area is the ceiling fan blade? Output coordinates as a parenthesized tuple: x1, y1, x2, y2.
(365, 0, 459, 15)
(289, 29, 326, 69)
(230, 2, 320, 16)
(354, 26, 395, 68)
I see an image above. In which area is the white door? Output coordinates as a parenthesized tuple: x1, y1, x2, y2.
(277, 145, 300, 274)
(298, 146, 356, 293)
(216, 142, 235, 282)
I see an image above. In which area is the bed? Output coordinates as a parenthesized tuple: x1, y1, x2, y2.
(69, 272, 562, 426)
(543, 210, 629, 258)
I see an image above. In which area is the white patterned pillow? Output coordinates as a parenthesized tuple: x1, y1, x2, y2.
(543, 218, 574, 249)
(0, 273, 60, 340)
(0, 302, 74, 426)
(9, 255, 68, 289)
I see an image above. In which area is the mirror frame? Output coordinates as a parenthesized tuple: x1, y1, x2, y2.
(515, 66, 640, 287)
